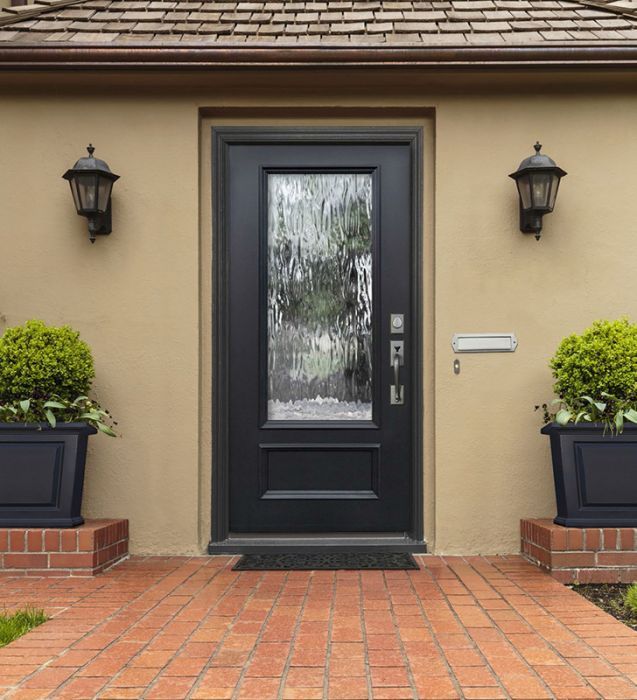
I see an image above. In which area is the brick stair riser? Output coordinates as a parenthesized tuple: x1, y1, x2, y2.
(521, 518, 637, 584)
(0, 519, 128, 576)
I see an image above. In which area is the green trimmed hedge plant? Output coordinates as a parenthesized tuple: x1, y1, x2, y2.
(539, 318, 637, 433)
(0, 320, 116, 436)
(0, 320, 94, 401)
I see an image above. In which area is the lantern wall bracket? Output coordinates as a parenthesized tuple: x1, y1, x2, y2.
(519, 205, 544, 239)
(87, 206, 113, 243)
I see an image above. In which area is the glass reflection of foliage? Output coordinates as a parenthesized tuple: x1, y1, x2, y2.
(268, 174, 373, 413)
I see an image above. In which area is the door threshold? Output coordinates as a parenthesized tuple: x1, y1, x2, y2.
(208, 533, 427, 554)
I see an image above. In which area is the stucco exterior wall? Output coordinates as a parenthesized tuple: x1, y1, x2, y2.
(0, 71, 635, 555)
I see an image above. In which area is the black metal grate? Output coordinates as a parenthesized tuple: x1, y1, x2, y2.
(233, 552, 419, 571)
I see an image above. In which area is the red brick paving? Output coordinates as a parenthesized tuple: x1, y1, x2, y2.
(0, 555, 635, 699)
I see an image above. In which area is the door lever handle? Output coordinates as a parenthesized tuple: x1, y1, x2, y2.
(390, 342, 404, 405)
(393, 350, 402, 403)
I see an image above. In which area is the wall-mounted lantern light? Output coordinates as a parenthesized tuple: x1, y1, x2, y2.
(509, 142, 566, 240)
(62, 144, 119, 243)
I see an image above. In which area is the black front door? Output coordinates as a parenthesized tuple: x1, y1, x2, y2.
(216, 128, 421, 536)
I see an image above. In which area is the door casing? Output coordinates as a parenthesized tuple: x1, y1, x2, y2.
(209, 127, 425, 553)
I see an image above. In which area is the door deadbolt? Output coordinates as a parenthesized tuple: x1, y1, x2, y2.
(390, 313, 404, 334)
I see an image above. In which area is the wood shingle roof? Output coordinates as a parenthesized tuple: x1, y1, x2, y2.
(1, 0, 636, 45)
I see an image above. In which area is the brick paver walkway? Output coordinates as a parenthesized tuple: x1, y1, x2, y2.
(0, 555, 635, 700)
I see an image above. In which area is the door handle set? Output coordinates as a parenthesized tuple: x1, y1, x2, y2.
(390, 339, 405, 406)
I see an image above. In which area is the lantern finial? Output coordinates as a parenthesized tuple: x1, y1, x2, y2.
(87, 144, 95, 157)
(534, 142, 542, 154)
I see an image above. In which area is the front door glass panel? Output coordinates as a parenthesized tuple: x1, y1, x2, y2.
(267, 173, 373, 421)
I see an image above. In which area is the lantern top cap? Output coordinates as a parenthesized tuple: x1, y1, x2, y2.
(510, 141, 567, 179)
(62, 143, 119, 182)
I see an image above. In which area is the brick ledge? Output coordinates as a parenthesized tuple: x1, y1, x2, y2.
(521, 518, 637, 584)
(0, 518, 129, 577)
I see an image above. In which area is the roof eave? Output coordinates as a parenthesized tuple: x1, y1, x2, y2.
(0, 43, 637, 69)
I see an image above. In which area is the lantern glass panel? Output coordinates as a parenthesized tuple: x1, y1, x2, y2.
(517, 175, 532, 210)
(69, 179, 82, 213)
(76, 173, 98, 212)
(97, 177, 113, 213)
(547, 173, 561, 210)
(530, 171, 552, 210)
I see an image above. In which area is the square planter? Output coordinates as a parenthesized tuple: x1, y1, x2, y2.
(542, 422, 637, 527)
(0, 422, 96, 527)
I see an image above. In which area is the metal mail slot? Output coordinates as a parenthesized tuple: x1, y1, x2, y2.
(452, 333, 518, 353)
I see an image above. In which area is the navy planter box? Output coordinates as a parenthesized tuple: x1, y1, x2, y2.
(0, 422, 96, 527)
(542, 422, 637, 527)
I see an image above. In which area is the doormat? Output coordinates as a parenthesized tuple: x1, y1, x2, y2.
(233, 552, 419, 571)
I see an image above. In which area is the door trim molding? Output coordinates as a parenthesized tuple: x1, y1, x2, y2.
(209, 127, 425, 553)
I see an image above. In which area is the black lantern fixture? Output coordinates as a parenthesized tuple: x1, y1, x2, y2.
(509, 142, 566, 240)
(63, 144, 119, 243)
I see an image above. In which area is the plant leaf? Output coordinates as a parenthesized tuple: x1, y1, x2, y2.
(615, 411, 624, 433)
(624, 409, 637, 424)
(96, 422, 116, 437)
(80, 412, 101, 420)
(43, 401, 66, 409)
(44, 409, 56, 428)
(19, 400, 30, 413)
(555, 409, 572, 426)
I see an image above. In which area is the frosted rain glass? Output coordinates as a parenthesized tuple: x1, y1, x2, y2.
(267, 173, 373, 421)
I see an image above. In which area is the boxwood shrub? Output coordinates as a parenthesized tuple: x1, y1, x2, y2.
(0, 319, 94, 402)
(0, 320, 115, 435)
(543, 318, 637, 432)
(551, 318, 637, 407)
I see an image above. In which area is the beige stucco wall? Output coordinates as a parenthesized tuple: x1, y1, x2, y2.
(0, 69, 636, 555)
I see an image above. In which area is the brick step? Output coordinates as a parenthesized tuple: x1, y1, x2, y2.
(521, 518, 637, 583)
(0, 519, 128, 576)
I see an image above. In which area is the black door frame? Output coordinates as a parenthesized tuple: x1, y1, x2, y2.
(208, 127, 425, 553)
